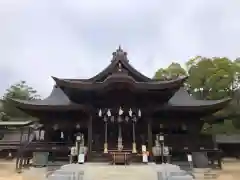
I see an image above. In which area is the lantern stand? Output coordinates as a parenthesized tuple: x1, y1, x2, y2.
(98, 109, 110, 154)
(130, 109, 141, 153)
(117, 107, 124, 151)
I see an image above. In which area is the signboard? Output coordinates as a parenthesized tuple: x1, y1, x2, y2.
(187, 154, 192, 162)
(142, 145, 146, 152)
(163, 146, 169, 156)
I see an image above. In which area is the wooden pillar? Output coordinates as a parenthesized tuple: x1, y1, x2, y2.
(19, 127, 24, 143)
(147, 119, 153, 161)
(27, 127, 31, 142)
(87, 115, 93, 160)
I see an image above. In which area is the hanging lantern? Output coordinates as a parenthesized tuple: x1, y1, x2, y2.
(76, 124, 80, 129)
(53, 124, 58, 130)
(110, 116, 115, 122)
(107, 109, 111, 117)
(132, 116, 137, 122)
(117, 116, 122, 123)
(119, 107, 124, 115)
(103, 116, 108, 122)
(138, 109, 141, 117)
(98, 109, 102, 117)
(182, 124, 187, 130)
(128, 108, 133, 117)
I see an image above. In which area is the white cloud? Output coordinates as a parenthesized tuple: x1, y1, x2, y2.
(0, 0, 240, 97)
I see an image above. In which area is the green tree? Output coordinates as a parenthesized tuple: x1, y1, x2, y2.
(154, 62, 187, 80)
(1, 81, 40, 118)
(186, 56, 239, 100)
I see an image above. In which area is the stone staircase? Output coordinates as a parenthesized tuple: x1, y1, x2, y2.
(192, 168, 219, 180)
(83, 164, 157, 180)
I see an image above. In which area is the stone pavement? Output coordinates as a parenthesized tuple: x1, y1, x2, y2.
(47, 163, 157, 180)
(46, 163, 193, 180)
(1, 161, 227, 180)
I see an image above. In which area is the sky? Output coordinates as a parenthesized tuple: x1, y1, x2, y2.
(0, 0, 240, 98)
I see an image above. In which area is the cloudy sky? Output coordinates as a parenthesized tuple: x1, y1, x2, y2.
(0, 0, 240, 98)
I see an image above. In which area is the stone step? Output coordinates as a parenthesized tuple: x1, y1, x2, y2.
(60, 163, 157, 180)
(193, 168, 211, 172)
(193, 171, 218, 180)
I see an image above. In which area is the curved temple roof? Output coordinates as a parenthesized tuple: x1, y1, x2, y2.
(9, 87, 86, 110)
(51, 47, 188, 91)
(9, 48, 231, 117)
(88, 54, 151, 82)
(52, 75, 188, 91)
(85, 46, 152, 82)
(59, 46, 152, 83)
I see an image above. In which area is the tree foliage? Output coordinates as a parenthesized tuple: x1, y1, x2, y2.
(187, 56, 240, 100)
(1, 81, 40, 119)
(154, 63, 187, 80)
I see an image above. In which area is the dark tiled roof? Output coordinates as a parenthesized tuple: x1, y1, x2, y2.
(168, 87, 231, 107)
(9, 87, 86, 110)
(11, 87, 72, 106)
(215, 134, 240, 143)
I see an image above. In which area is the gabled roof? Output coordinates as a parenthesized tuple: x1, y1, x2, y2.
(59, 47, 152, 83)
(52, 47, 187, 93)
(86, 46, 152, 82)
(9, 87, 87, 111)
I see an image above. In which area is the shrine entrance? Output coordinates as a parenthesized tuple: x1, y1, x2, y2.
(93, 108, 142, 154)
